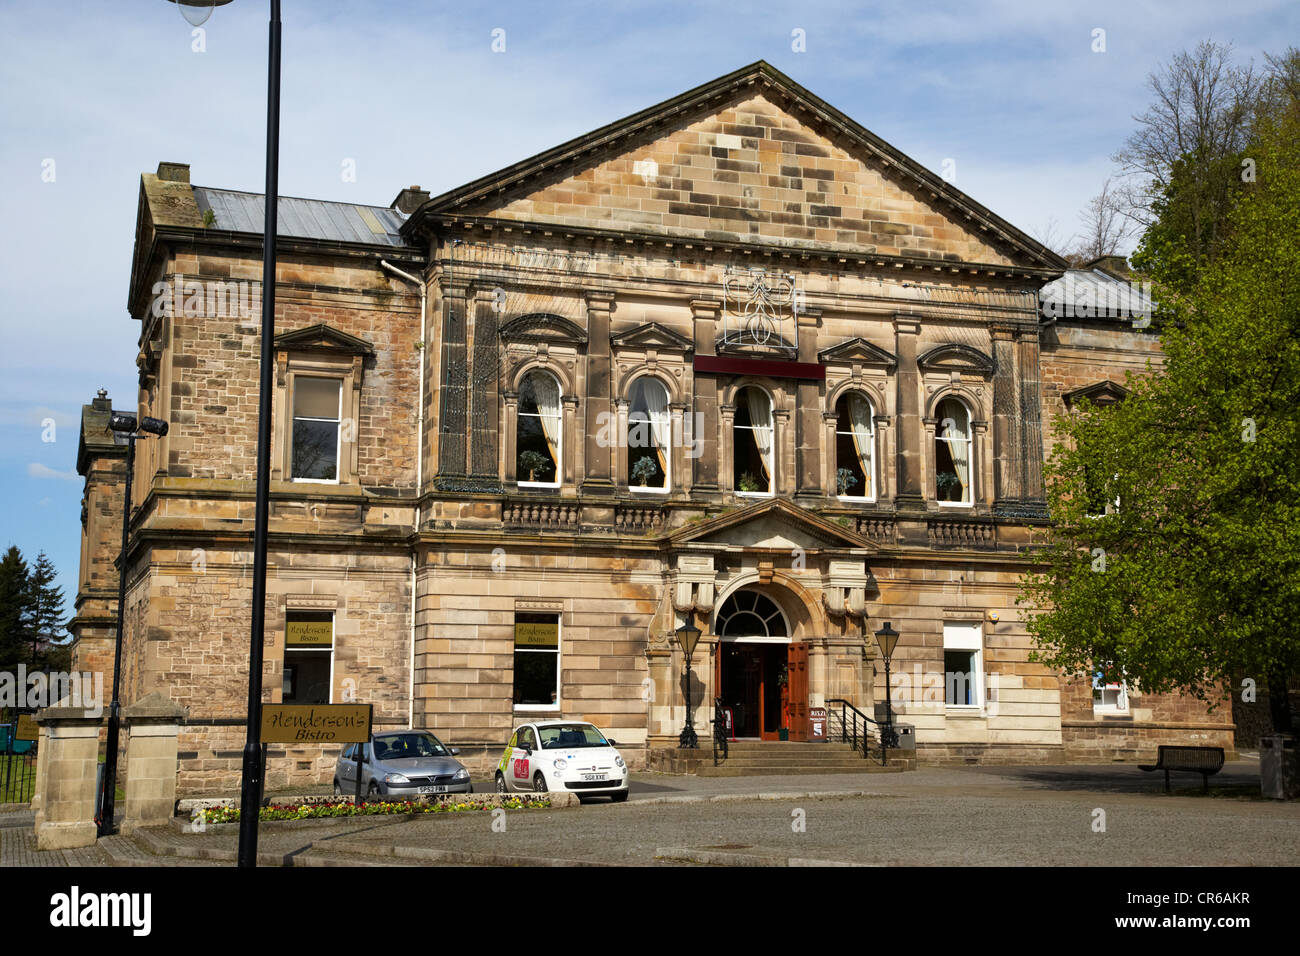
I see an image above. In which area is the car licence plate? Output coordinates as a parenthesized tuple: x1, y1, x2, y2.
(418, 785, 449, 794)
(581, 773, 607, 782)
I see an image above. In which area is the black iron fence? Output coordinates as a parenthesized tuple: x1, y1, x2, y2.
(825, 698, 887, 767)
(1, 712, 38, 804)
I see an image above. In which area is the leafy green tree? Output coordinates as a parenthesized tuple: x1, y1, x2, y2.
(1021, 82, 1300, 735)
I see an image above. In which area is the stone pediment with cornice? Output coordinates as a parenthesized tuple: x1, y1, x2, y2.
(611, 322, 693, 352)
(413, 63, 1064, 272)
(670, 498, 874, 554)
(273, 323, 375, 355)
(819, 337, 898, 369)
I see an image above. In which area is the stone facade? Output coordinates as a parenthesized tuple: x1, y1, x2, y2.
(71, 62, 1232, 795)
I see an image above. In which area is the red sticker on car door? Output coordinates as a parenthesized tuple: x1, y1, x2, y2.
(513, 757, 530, 779)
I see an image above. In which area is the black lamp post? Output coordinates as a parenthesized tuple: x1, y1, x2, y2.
(99, 413, 169, 837)
(167, 0, 277, 868)
(676, 619, 702, 749)
(873, 621, 900, 762)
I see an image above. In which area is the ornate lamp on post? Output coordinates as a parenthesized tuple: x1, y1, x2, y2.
(873, 621, 901, 763)
(166, 0, 277, 869)
(99, 412, 169, 836)
(676, 619, 702, 749)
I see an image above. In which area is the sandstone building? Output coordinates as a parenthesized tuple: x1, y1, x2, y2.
(70, 62, 1232, 793)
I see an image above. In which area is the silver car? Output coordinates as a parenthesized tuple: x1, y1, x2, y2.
(333, 730, 472, 799)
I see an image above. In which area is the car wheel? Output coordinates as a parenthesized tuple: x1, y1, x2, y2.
(495, 772, 507, 793)
(368, 781, 381, 798)
(532, 772, 548, 793)
(610, 790, 629, 803)
(333, 780, 342, 796)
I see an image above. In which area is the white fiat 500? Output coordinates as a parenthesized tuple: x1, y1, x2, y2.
(495, 721, 630, 802)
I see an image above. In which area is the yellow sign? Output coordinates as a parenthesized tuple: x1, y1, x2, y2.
(515, 621, 558, 648)
(259, 704, 371, 744)
(286, 619, 333, 647)
(15, 714, 37, 741)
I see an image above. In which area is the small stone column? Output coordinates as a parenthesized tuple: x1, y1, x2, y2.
(121, 693, 188, 834)
(33, 700, 103, 851)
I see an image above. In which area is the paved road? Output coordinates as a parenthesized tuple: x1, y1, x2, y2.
(4, 762, 1294, 867)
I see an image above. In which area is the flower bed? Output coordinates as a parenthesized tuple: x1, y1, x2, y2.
(197, 796, 548, 825)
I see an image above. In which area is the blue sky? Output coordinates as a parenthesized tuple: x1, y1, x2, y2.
(0, 0, 1296, 617)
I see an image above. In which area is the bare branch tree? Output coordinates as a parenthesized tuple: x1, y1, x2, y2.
(1112, 40, 1258, 230)
(1068, 177, 1136, 263)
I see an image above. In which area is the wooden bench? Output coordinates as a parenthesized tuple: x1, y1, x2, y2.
(1139, 745, 1225, 792)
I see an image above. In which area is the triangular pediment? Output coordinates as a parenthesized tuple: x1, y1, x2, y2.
(1063, 379, 1130, 408)
(611, 322, 693, 351)
(819, 337, 897, 369)
(499, 313, 588, 346)
(413, 63, 1063, 272)
(273, 323, 374, 355)
(670, 498, 875, 552)
(918, 343, 993, 375)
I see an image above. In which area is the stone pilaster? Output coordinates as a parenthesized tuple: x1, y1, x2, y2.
(990, 323, 1021, 506)
(581, 292, 616, 495)
(1016, 328, 1045, 506)
(690, 299, 721, 493)
(435, 278, 471, 481)
(468, 286, 501, 483)
(795, 307, 823, 498)
(121, 692, 188, 835)
(892, 315, 923, 509)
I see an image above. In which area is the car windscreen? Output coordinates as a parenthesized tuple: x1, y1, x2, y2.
(372, 733, 449, 760)
(538, 725, 609, 749)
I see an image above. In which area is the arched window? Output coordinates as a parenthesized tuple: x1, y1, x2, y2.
(716, 590, 788, 639)
(517, 370, 561, 487)
(834, 392, 875, 499)
(627, 377, 670, 492)
(934, 397, 972, 505)
(733, 386, 773, 495)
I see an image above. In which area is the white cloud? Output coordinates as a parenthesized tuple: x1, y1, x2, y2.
(28, 462, 79, 481)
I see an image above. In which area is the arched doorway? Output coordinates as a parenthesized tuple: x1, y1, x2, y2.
(715, 589, 791, 740)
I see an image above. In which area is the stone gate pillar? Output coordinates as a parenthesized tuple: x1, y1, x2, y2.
(121, 692, 188, 834)
(33, 700, 103, 850)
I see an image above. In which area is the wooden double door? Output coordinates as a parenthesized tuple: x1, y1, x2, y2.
(717, 640, 810, 740)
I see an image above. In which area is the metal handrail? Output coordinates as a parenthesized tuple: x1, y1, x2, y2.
(825, 698, 887, 767)
(710, 697, 729, 766)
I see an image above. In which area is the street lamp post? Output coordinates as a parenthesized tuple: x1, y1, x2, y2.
(99, 413, 169, 837)
(168, 0, 277, 868)
(676, 619, 702, 749)
(873, 621, 900, 765)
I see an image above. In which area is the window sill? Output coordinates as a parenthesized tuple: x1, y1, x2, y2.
(945, 706, 985, 717)
(292, 477, 341, 485)
(736, 491, 774, 498)
(514, 704, 561, 713)
(629, 486, 670, 495)
(516, 482, 562, 491)
(936, 501, 974, 509)
(836, 495, 877, 504)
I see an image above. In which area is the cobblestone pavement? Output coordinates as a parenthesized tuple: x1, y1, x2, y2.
(2, 763, 1294, 866)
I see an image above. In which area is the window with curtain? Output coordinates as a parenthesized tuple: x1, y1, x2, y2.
(291, 376, 342, 482)
(517, 371, 561, 486)
(834, 392, 874, 499)
(934, 397, 972, 505)
(733, 386, 773, 495)
(628, 377, 670, 491)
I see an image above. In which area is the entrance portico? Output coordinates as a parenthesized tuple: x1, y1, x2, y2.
(647, 498, 876, 751)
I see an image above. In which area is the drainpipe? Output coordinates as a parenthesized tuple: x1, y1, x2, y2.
(380, 259, 425, 729)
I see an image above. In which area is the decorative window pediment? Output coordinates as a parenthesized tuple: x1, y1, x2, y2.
(1063, 380, 1130, 409)
(500, 313, 588, 346)
(273, 323, 375, 356)
(918, 343, 994, 375)
(818, 337, 898, 370)
(610, 322, 693, 352)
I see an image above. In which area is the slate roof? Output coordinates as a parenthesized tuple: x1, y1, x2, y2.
(193, 187, 410, 247)
(1039, 267, 1155, 324)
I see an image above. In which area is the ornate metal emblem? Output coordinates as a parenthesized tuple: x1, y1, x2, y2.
(722, 267, 799, 354)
